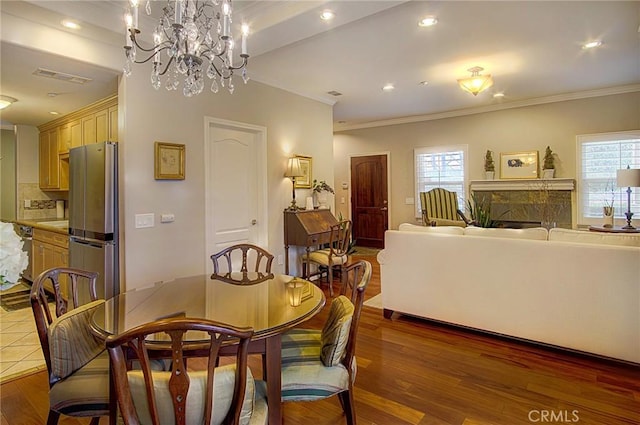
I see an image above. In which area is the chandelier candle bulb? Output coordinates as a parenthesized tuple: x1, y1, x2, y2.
(124, 13, 133, 47)
(175, 0, 182, 24)
(241, 24, 249, 55)
(130, 0, 139, 29)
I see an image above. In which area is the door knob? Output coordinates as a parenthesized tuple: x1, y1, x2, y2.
(251, 219, 257, 225)
(381, 207, 388, 211)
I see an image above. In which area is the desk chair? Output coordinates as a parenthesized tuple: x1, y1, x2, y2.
(211, 243, 274, 284)
(280, 260, 372, 425)
(30, 267, 108, 425)
(302, 220, 352, 296)
(106, 318, 268, 425)
(420, 188, 472, 227)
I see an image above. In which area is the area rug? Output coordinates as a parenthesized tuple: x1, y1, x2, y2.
(352, 246, 381, 257)
(363, 294, 382, 309)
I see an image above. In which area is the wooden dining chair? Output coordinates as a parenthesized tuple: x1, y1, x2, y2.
(210, 243, 274, 284)
(30, 267, 108, 425)
(302, 220, 352, 296)
(280, 260, 372, 425)
(105, 318, 268, 425)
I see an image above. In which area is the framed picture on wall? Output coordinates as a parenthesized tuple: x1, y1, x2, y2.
(294, 155, 312, 188)
(500, 151, 539, 179)
(155, 142, 185, 180)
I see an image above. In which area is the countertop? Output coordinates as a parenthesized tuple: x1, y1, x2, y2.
(11, 219, 69, 235)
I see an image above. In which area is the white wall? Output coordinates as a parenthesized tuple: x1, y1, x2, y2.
(119, 71, 334, 290)
(334, 91, 640, 229)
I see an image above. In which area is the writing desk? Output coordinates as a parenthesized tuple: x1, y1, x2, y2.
(91, 273, 325, 425)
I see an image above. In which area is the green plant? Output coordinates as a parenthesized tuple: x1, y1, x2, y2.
(466, 193, 507, 228)
(312, 179, 334, 194)
(484, 150, 495, 172)
(543, 146, 555, 170)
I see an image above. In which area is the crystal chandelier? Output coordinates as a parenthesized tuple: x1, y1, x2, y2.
(124, 0, 249, 97)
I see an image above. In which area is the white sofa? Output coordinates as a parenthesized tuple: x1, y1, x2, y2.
(377, 224, 640, 363)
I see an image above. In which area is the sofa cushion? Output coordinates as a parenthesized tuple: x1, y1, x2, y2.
(398, 223, 465, 235)
(463, 226, 549, 241)
(548, 228, 640, 247)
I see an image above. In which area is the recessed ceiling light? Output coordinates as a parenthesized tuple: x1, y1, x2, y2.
(49, 111, 60, 115)
(61, 19, 81, 30)
(418, 16, 438, 27)
(382, 84, 395, 91)
(320, 10, 335, 21)
(493, 92, 505, 98)
(582, 40, 602, 49)
(419, 81, 429, 86)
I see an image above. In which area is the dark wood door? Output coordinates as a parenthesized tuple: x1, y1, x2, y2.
(350, 155, 388, 248)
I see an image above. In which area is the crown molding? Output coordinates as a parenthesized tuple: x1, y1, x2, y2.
(334, 84, 640, 132)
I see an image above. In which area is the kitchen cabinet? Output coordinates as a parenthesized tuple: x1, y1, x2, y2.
(38, 94, 117, 190)
(33, 228, 69, 297)
(39, 128, 60, 189)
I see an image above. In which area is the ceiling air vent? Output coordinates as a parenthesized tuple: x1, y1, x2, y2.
(327, 90, 342, 96)
(33, 68, 92, 84)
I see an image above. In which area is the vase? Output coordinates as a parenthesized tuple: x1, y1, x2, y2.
(485, 171, 495, 180)
(603, 206, 614, 228)
(317, 192, 329, 209)
(542, 169, 555, 179)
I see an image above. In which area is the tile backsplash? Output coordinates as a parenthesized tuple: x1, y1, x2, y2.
(17, 183, 68, 220)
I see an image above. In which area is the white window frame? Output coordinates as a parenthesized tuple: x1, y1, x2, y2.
(576, 130, 640, 227)
(414, 144, 469, 218)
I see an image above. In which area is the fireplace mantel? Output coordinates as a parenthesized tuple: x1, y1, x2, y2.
(470, 178, 575, 191)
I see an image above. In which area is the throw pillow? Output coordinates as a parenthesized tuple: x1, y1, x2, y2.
(320, 295, 354, 366)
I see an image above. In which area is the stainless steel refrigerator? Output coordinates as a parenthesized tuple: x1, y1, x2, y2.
(69, 141, 119, 301)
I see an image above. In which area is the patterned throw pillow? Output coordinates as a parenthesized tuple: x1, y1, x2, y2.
(48, 300, 106, 380)
(320, 295, 354, 366)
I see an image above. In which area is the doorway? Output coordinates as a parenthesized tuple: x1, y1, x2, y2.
(204, 117, 268, 274)
(350, 154, 389, 248)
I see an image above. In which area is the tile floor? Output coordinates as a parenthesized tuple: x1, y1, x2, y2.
(0, 301, 46, 383)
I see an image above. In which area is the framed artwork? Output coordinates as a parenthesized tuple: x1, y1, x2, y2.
(155, 142, 185, 180)
(500, 151, 539, 179)
(294, 155, 312, 188)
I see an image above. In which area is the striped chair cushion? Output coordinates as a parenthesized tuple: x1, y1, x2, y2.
(320, 296, 354, 366)
(304, 249, 348, 266)
(127, 364, 256, 425)
(48, 300, 106, 380)
(281, 329, 355, 402)
(49, 350, 110, 417)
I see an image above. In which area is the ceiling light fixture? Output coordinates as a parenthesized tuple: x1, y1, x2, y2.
(457, 66, 494, 96)
(493, 92, 504, 98)
(418, 16, 438, 27)
(124, 0, 250, 97)
(61, 19, 81, 30)
(419, 81, 429, 86)
(0, 95, 17, 110)
(582, 40, 602, 49)
(49, 111, 60, 115)
(382, 84, 395, 91)
(320, 10, 335, 21)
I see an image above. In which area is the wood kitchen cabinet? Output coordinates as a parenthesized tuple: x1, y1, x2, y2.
(38, 94, 117, 190)
(33, 229, 69, 297)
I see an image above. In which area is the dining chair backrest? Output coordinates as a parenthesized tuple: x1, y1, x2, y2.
(338, 260, 372, 370)
(210, 243, 274, 283)
(328, 220, 352, 258)
(106, 318, 255, 425)
(30, 267, 100, 384)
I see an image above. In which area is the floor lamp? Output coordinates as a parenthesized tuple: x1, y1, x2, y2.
(284, 157, 304, 211)
(616, 166, 640, 229)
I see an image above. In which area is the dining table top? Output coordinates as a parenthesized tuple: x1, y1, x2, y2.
(90, 272, 326, 343)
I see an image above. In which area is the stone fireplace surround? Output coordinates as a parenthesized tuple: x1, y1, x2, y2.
(469, 178, 575, 229)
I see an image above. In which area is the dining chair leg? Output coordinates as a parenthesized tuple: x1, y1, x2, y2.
(46, 410, 60, 425)
(338, 389, 356, 425)
(89, 418, 101, 425)
(327, 265, 334, 297)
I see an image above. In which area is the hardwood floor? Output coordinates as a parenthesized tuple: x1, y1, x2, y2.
(2, 254, 638, 424)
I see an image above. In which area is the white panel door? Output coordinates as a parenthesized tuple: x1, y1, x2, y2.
(205, 118, 267, 274)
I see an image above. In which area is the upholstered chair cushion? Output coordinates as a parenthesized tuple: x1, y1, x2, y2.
(305, 249, 348, 266)
(48, 300, 105, 380)
(49, 350, 111, 417)
(126, 364, 256, 425)
(281, 328, 357, 402)
(319, 296, 354, 366)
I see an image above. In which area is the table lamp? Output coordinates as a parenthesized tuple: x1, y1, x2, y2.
(616, 166, 640, 229)
(284, 157, 304, 211)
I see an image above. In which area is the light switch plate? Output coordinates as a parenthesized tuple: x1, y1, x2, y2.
(135, 213, 155, 228)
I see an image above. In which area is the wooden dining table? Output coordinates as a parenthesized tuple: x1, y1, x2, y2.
(90, 272, 326, 425)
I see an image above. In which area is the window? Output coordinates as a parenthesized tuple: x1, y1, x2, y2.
(414, 145, 468, 218)
(577, 131, 640, 226)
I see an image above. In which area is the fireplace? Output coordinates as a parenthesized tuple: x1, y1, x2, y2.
(470, 179, 575, 229)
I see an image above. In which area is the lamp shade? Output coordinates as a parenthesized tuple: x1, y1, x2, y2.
(457, 67, 493, 96)
(284, 157, 304, 178)
(616, 168, 640, 188)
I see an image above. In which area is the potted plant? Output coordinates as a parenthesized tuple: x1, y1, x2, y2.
(312, 179, 334, 209)
(542, 146, 555, 179)
(484, 150, 495, 180)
